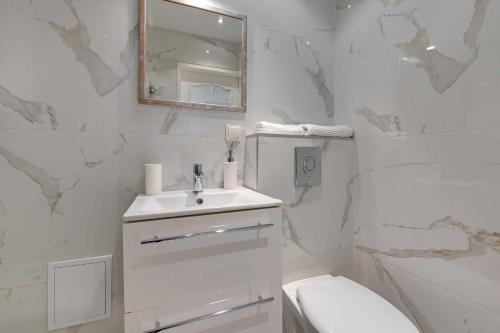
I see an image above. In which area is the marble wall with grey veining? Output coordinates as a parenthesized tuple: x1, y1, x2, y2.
(245, 135, 355, 286)
(246, 135, 356, 333)
(333, 0, 500, 332)
(0, 0, 335, 332)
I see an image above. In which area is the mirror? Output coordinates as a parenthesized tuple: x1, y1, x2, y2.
(139, 0, 247, 112)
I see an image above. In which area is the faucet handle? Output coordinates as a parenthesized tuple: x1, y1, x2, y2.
(193, 163, 203, 176)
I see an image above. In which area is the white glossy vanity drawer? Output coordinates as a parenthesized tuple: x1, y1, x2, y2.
(123, 208, 281, 313)
(124, 278, 282, 333)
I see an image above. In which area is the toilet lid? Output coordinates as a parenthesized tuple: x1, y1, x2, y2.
(296, 276, 420, 333)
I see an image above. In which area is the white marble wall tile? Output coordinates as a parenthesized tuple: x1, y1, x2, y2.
(0, 0, 337, 331)
(355, 130, 500, 231)
(243, 135, 258, 190)
(246, 135, 355, 282)
(333, 0, 404, 38)
(463, 0, 500, 130)
(0, 0, 138, 133)
(0, 130, 76, 288)
(0, 130, 125, 287)
(335, 14, 465, 137)
(282, 248, 352, 285)
(0, 284, 47, 332)
(352, 130, 500, 317)
(117, 133, 244, 198)
(47, 132, 125, 271)
(0, 271, 124, 333)
(355, 251, 500, 333)
(0, 0, 336, 135)
(257, 137, 354, 255)
(335, 0, 500, 332)
(334, 0, 498, 136)
(0, 1, 61, 131)
(246, 25, 335, 127)
(213, 0, 335, 42)
(119, 102, 246, 138)
(382, 254, 500, 317)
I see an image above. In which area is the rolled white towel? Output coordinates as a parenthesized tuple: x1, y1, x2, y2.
(301, 124, 354, 138)
(255, 121, 306, 135)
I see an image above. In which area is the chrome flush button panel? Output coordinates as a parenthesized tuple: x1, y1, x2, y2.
(295, 146, 321, 186)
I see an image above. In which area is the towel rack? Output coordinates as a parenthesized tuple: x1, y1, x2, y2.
(140, 223, 274, 245)
(143, 296, 274, 333)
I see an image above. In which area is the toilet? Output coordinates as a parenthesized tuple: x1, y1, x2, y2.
(283, 275, 420, 333)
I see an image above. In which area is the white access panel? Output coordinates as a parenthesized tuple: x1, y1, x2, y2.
(48, 255, 112, 330)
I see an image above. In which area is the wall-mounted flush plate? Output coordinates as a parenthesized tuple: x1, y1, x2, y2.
(295, 146, 321, 186)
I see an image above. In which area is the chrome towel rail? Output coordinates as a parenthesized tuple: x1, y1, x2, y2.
(140, 223, 274, 245)
(143, 296, 274, 333)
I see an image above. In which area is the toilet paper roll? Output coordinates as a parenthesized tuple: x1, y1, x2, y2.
(145, 164, 162, 195)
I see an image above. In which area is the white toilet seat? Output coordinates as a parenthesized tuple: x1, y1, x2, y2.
(283, 275, 420, 333)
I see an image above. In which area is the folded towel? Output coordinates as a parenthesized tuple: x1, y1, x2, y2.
(300, 124, 354, 138)
(255, 121, 305, 135)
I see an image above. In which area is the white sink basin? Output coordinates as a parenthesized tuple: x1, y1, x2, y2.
(123, 187, 282, 222)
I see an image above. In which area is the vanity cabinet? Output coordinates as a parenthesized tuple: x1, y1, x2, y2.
(123, 207, 282, 333)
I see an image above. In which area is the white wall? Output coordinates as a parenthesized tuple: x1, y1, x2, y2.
(0, 0, 335, 332)
(246, 135, 355, 285)
(333, 0, 500, 332)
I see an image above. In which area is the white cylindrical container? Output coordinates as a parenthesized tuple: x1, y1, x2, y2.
(145, 164, 162, 195)
(224, 161, 238, 190)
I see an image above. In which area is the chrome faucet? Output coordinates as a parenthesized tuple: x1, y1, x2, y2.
(193, 163, 204, 193)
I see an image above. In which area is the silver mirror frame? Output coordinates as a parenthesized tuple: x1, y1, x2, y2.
(138, 0, 247, 112)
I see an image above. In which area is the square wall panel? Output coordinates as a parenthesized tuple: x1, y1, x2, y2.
(48, 255, 112, 330)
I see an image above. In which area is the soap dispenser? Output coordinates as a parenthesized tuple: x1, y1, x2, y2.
(224, 144, 238, 190)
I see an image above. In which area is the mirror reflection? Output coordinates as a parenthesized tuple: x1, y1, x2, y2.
(142, 0, 245, 110)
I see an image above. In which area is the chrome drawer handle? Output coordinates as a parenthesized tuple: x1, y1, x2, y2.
(140, 223, 274, 245)
(144, 296, 274, 333)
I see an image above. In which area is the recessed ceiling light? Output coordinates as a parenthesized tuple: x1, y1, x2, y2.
(205, 49, 211, 54)
(218, 16, 224, 24)
(305, 41, 311, 46)
(426, 45, 436, 51)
